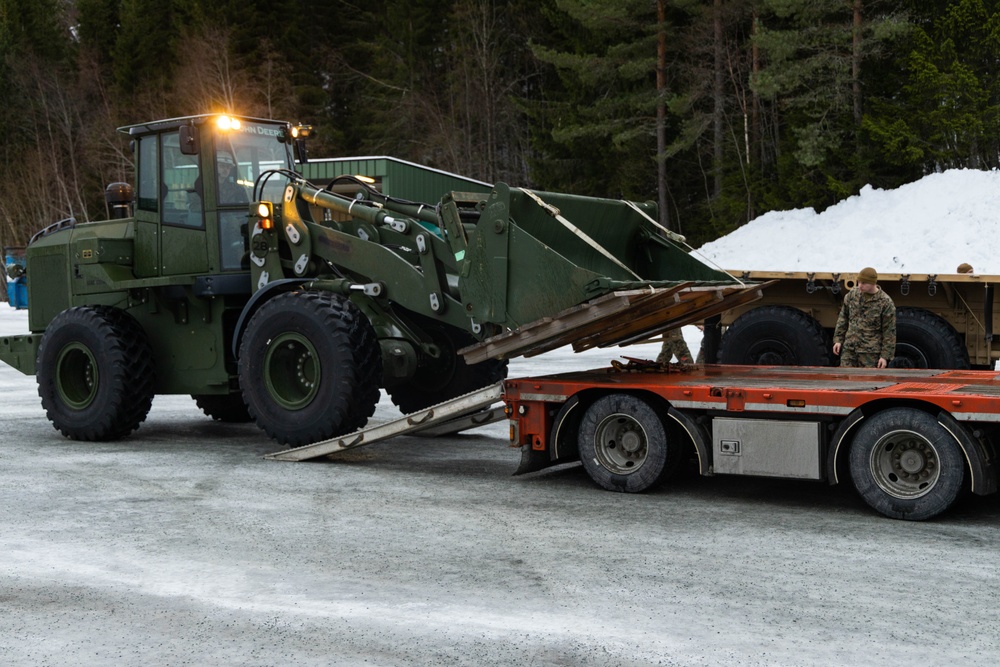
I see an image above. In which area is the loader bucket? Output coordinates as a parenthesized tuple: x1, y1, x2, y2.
(458, 183, 767, 362)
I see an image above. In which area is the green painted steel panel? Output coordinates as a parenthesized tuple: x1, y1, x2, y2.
(300, 157, 490, 204)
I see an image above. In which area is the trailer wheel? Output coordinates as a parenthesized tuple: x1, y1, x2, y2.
(192, 394, 252, 423)
(387, 322, 507, 415)
(578, 394, 680, 493)
(718, 306, 830, 366)
(849, 408, 965, 520)
(891, 308, 969, 369)
(37, 306, 154, 441)
(239, 291, 381, 446)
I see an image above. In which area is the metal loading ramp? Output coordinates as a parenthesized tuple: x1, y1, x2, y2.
(459, 280, 772, 364)
(266, 383, 505, 462)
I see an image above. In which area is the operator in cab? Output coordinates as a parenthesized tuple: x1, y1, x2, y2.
(217, 150, 248, 204)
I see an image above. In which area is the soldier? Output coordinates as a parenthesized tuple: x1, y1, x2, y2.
(216, 151, 247, 204)
(657, 328, 693, 364)
(833, 267, 896, 369)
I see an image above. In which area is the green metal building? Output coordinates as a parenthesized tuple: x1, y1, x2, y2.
(298, 156, 492, 202)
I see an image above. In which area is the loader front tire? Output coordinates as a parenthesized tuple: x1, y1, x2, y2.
(37, 307, 155, 441)
(238, 291, 381, 446)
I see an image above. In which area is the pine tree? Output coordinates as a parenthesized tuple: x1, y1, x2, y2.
(864, 0, 1000, 175)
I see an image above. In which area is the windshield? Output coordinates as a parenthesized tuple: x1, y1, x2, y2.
(213, 121, 292, 205)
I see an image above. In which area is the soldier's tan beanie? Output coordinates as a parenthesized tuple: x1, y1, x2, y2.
(957, 262, 973, 274)
(857, 267, 878, 285)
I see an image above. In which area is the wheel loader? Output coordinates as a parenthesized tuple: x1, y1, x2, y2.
(0, 113, 762, 445)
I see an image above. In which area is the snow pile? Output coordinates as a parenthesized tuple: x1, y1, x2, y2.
(694, 169, 1000, 275)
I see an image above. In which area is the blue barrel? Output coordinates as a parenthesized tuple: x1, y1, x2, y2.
(4, 247, 27, 309)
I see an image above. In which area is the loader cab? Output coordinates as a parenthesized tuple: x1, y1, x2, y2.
(123, 114, 296, 278)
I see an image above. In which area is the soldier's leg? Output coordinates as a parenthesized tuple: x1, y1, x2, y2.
(839, 348, 860, 367)
(856, 352, 880, 368)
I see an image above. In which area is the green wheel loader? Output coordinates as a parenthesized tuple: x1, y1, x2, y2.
(0, 113, 760, 445)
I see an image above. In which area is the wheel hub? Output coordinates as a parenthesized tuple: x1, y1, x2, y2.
(870, 430, 940, 499)
(263, 333, 321, 410)
(56, 343, 99, 410)
(898, 449, 927, 475)
(620, 430, 642, 454)
(593, 413, 648, 473)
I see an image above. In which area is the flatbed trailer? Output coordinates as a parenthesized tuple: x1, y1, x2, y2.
(504, 362, 1000, 520)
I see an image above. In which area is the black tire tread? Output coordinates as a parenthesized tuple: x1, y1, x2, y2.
(387, 321, 507, 415)
(577, 393, 680, 493)
(37, 306, 154, 441)
(893, 307, 969, 369)
(718, 305, 830, 366)
(848, 407, 965, 520)
(192, 394, 253, 423)
(238, 291, 381, 445)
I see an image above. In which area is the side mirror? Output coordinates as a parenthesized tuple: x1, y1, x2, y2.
(294, 138, 308, 164)
(179, 125, 199, 155)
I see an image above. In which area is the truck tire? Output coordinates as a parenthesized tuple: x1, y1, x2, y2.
(718, 306, 830, 366)
(849, 408, 965, 520)
(891, 307, 969, 369)
(37, 306, 155, 441)
(239, 291, 381, 446)
(192, 394, 252, 423)
(577, 393, 681, 493)
(387, 323, 508, 415)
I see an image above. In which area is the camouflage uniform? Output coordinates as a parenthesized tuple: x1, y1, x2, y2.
(834, 287, 896, 368)
(657, 328, 693, 364)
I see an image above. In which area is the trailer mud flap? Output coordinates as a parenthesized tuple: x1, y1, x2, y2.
(514, 447, 554, 476)
(936, 410, 997, 496)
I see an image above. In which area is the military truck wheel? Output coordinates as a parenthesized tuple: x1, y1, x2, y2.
(891, 307, 969, 370)
(718, 306, 830, 366)
(577, 393, 681, 493)
(386, 322, 508, 415)
(849, 408, 965, 520)
(238, 291, 381, 446)
(37, 307, 155, 441)
(192, 394, 252, 423)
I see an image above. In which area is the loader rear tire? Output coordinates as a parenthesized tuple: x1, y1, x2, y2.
(37, 306, 155, 441)
(718, 306, 830, 366)
(387, 322, 507, 415)
(238, 291, 381, 446)
(192, 394, 252, 423)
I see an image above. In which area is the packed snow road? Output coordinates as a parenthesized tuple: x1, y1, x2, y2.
(1, 324, 998, 666)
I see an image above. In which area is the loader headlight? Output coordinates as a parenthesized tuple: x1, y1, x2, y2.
(280, 123, 315, 142)
(216, 115, 242, 131)
(257, 201, 274, 230)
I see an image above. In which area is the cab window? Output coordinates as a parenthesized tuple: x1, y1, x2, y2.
(137, 137, 158, 212)
(162, 131, 204, 228)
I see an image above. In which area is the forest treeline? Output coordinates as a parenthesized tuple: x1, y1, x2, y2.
(1, 0, 999, 252)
